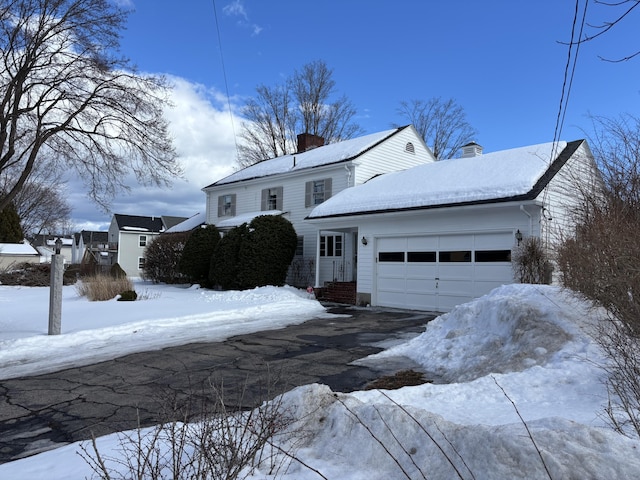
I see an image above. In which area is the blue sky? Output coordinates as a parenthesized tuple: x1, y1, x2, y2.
(69, 0, 640, 230)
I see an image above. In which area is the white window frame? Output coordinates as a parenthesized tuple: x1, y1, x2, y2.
(320, 235, 343, 257)
(139, 235, 147, 247)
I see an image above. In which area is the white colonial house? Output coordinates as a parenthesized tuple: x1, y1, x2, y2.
(202, 126, 436, 287)
(306, 139, 600, 312)
(108, 214, 187, 276)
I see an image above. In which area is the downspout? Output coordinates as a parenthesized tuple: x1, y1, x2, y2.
(520, 205, 532, 236)
(345, 164, 353, 186)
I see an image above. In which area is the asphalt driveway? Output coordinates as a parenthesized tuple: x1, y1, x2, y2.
(0, 305, 435, 464)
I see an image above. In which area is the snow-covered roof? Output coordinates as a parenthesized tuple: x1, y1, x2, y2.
(0, 243, 39, 256)
(216, 210, 283, 229)
(164, 212, 205, 233)
(205, 127, 405, 188)
(308, 140, 583, 219)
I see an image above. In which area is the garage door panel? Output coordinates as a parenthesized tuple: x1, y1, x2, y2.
(375, 233, 514, 312)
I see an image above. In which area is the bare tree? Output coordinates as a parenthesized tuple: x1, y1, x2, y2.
(394, 98, 478, 160)
(557, 112, 640, 437)
(238, 60, 361, 167)
(12, 179, 72, 235)
(0, 0, 180, 214)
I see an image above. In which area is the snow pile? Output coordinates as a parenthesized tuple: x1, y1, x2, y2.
(370, 284, 586, 383)
(267, 384, 640, 480)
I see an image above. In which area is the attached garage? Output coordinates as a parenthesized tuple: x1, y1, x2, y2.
(307, 139, 600, 312)
(375, 233, 513, 311)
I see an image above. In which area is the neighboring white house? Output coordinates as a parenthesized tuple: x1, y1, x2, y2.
(0, 242, 41, 270)
(202, 126, 436, 287)
(108, 214, 187, 276)
(306, 139, 599, 312)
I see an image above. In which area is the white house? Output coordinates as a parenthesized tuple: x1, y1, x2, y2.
(108, 214, 187, 276)
(0, 242, 41, 269)
(202, 126, 436, 287)
(306, 139, 599, 312)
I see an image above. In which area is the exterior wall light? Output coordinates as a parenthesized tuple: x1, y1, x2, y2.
(361, 236, 368, 246)
(515, 229, 523, 246)
(55, 237, 62, 255)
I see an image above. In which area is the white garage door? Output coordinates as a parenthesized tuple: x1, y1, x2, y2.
(375, 233, 514, 311)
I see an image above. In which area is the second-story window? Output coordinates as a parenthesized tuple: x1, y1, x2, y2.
(305, 178, 333, 207)
(139, 235, 147, 247)
(261, 186, 283, 211)
(218, 194, 236, 217)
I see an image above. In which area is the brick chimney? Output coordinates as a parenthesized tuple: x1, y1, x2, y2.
(297, 133, 325, 153)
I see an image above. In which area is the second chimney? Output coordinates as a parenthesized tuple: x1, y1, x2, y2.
(297, 133, 325, 153)
(460, 142, 483, 158)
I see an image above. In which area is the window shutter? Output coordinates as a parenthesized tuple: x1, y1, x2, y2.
(230, 194, 236, 216)
(305, 181, 312, 207)
(261, 188, 268, 211)
(217, 195, 223, 217)
(324, 178, 332, 201)
(276, 186, 283, 210)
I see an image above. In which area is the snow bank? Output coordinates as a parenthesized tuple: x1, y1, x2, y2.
(254, 383, 640, 480)
(371, 284, 592, 383)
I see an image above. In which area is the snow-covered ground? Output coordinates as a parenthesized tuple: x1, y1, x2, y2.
(1, 280, 639, 479)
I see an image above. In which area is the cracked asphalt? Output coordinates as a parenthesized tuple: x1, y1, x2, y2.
(0, 305, 435, 464)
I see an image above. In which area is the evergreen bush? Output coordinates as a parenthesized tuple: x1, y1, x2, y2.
(117, 290, 138, 301)
(0, 200, 24, 243)
(209, 224, 248, 290)
(179, 225, 220, 287)
(237, 215, 298, 288)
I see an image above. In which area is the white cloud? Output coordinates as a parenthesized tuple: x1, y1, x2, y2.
(222, 0, 248, 19)
(68, 76, 242, 231)
(223, 0, 263, 36)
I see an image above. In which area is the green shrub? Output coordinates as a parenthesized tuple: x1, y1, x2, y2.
(209, 216, 297, 290)
(179, 225, 220, 286)
(237, 215, 298, 288)
(0, 200, 23, 243)
(117, 290, 138, 301)
(142, 231, 191, 284)
(209, 224, 249, 290)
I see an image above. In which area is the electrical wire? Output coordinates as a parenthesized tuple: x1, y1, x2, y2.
(551, 0, 589, 161)
(211, 0, 240, 162)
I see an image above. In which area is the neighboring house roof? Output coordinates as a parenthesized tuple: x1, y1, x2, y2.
(164, 212, 206, 233)
(113, 214, 165, 233)
(204, 126, 411, 188)
(162, 216, 189, 230)
(79, 230, 108, 244)
(0, 243, 39, 256)
(308, 140, 584, 219)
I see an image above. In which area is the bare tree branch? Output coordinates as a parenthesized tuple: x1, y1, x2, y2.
(0, 0, 180, 213)
(238, 59, 362, 168)
(394, 97, 478, 159)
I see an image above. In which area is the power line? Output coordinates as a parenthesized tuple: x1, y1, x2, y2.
(551, 0, 589, 161)
(211, 0, 240, 163)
